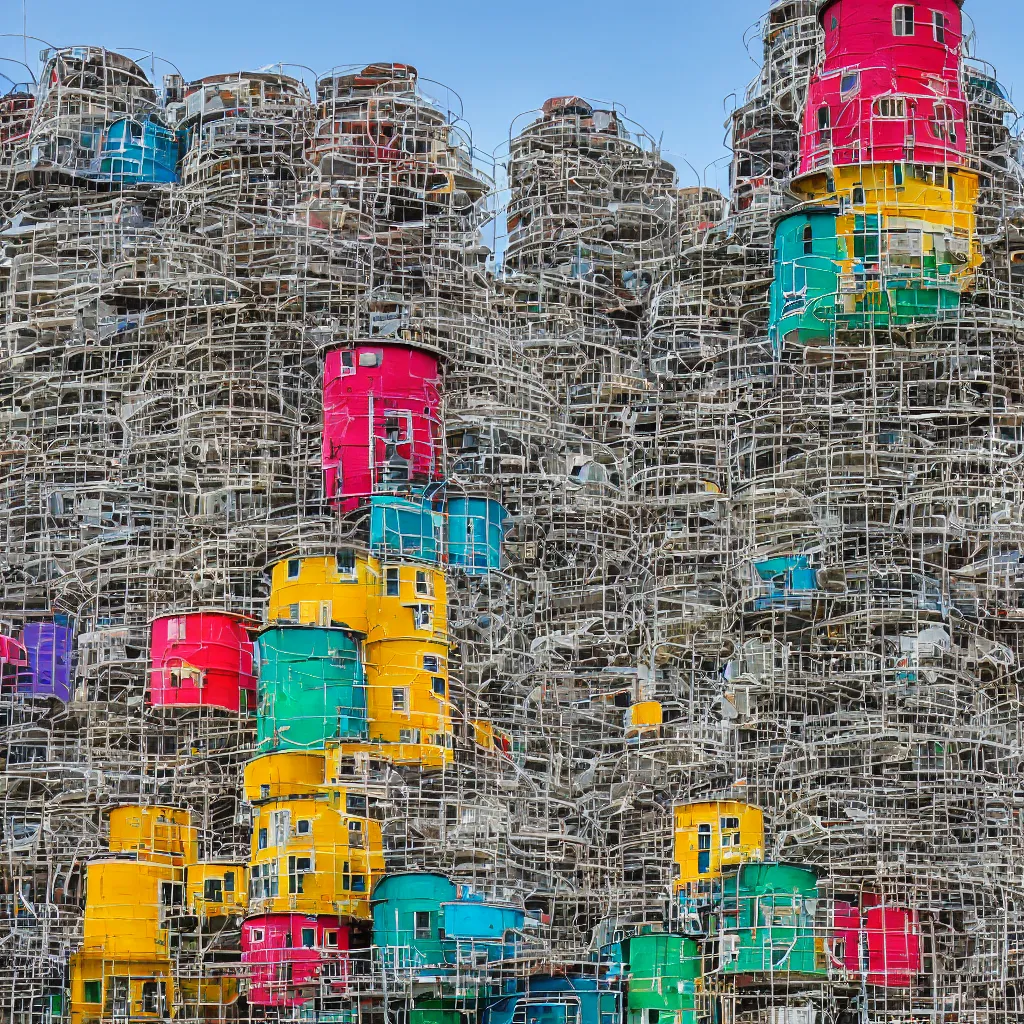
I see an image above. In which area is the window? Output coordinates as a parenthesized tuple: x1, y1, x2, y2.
(385, 567, 400, 597)
(852, 186, 866, 206)
(260, 784, 271, 800)
(351, 874, 366, 892)
(346, 792, 367, 815)
(224, 872, 235, 893)
(358, 349, 383, 367)
(840, 72, 860, 98)
(336, 549, 356, 576)
(415, 570, 433, 597)
(204, 878, 224, 902)
(325, 930, 339, 947)
(288, 856, 311, 894)
(250, 928, 265, 943)
(141, 981, 164, 1015)
(286, 559, 301, 580)
(384, 413, 412, 444)
(258, 827, 268, 850)
(874, 96, 907, 119)
(933, 10, 946, 43)
(932, 104, 957, 144)
(339, 350, 355, 374)
(423, 654, 439, 672)
(301, 928, 316, 948)
(84, 981, 102, 1004)
(166, 616, 185, 642)
(392, 687, 408, 712)
(802, 224, 814, 256)
(948, 173, 956, 202)
(413, 606, 433, 631)
(894, 162, 905, 186)
(297, 819, 311, 836)
(893, 5, 914, 36)
(721, 816, 742, 847)
(432, 676, 446, 697)
(287, 603, 300, 623)
(817, 106, 830, 132)
(414, 910, 432, 939)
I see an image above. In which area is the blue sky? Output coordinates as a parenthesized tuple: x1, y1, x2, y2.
(2, 0, 1022, 193)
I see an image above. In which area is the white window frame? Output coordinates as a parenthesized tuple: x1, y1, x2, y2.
(893, 5, 915, 37)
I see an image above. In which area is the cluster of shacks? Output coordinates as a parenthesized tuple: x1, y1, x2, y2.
(2, 2, 1024, 1023)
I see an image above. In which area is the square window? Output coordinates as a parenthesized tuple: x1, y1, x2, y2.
(84, 981, 102, 1004)
(893, 5, 914, 36)
(392, 687, 408, 712)
(385, 567, 400, 597)
(297, 819, 311, 835)
(287, 559, 301, 580)
(325, 930, 339, 947)
(250, 928, 265, 943)
(432, 676, 446, 697)
(414, 910, 432, 939)
(352, 874, 366, 893)
(358, 350, 383, 367)
(415, 570, 433, 597)
(301, 927, 316, 948)
(423, 654, 439, 672)
(204, 878, 223, 902)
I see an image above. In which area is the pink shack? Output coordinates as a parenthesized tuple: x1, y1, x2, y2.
(832, 898, 922, 987)
(800, 0, 967, 172)
(148, 612, 256, 713)
(242, 915, 351, 1006)
(322, 344, 443, 512)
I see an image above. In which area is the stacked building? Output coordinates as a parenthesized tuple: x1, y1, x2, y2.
(1, 2, 1023, 1023)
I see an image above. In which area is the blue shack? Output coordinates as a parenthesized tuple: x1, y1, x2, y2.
(484, 976, 620, 1024)
(372, 872, 525, 979)
(92, 115, 182, 184)
(370, 496, 443, 563)
(446, 497, 509, 574)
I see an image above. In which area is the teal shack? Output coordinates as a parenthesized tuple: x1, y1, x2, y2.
(372, 872, 525, 979)
(716, 863, 824, 981)
(371, 496, 443, 562)
(483, 977, 620, 1024)
(770, 210, 962, 352)
(623, 932, 702, 1024)
(446, 497, 509, 574)
(256, 626, 366, 751)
